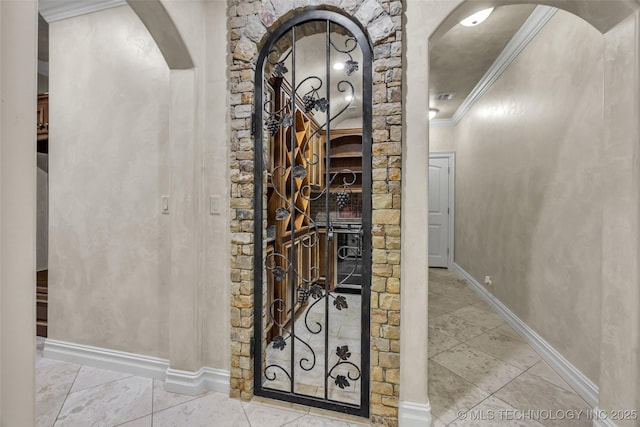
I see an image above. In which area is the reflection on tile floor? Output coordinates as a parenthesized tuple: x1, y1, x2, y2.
(36, 339, 368, 427)
(36, 268, 592, 426)
(428, 268, 591, 426)
(262, 293, 362, 405)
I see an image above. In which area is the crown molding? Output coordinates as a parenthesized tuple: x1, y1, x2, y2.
(39, 0, 127, 23)
(431, 5, 557, 128)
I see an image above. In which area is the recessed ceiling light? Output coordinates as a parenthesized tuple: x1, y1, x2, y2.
(333, 63, 345, 70)
(460, 8, 494, 27)
(429, 108, 439, 120)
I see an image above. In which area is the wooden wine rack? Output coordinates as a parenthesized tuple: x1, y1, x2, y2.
(266, 77, 327, 338)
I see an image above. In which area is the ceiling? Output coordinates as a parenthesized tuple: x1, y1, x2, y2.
(429, 4, 537, 120)
(37, 2, 544, 125)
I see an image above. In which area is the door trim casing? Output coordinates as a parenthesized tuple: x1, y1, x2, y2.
(429, 152, 455, 269)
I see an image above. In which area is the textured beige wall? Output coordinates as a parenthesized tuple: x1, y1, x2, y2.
(47, 0, 231, 372)
(453, 10, 604, 382)
(0, 1, 38, 425)
(401, 0, 431, 408)
(428, 125, 455, 153)
(49, 5, 172, 358)
(599, 11, 640, 423)
(201, 0, 231, 371)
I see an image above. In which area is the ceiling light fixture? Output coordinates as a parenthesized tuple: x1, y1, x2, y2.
(460, 8, 494, 27)
(333, 62, 345, 70)
(429, 108, 439, 120)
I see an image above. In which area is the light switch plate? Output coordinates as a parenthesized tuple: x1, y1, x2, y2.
(210, 195, 221, 215)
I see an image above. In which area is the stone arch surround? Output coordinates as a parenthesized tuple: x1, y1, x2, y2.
(228, 0, 402, 424)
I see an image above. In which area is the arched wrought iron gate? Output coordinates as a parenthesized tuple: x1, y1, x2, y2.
(253, 10, 372, 417)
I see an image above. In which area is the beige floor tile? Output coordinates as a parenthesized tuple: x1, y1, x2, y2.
(428, 292, 477, 314)
(431, 343, 524, 394)
(465, 330, 541, 370)
(36, 362, 81, 404)
(152, 392, 249, 427)
(70, 365, 133, 393)
(115, 415, 152, 426)
(36, 392, 67, 427)
(55, 376, 152, 427)
(428, 327, 462, 358)
(429, 313, 488, 342)
(152, 379, 206, 413)
(494, 372, 591, 427)
(526, 361, 574, 393)
(449, 396, 545, 427)
(243, 401, 307, 426)
(492, 323, 525, 342)
(282, 414, 364, 426)
(428, 305, 449, 320)
(428, 360, 490, 424)
(432, 417, 447, 427)
(449, 303, 505, 330)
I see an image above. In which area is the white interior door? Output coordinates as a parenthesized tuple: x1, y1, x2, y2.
(429, 156, 450, 267)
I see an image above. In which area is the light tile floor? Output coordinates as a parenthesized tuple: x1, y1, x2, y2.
(428, 268, 591, 426)
(36, 268, 592, 426)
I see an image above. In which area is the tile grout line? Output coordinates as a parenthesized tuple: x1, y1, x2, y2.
(51, 364, 82, 426)
(240, 400, 252, 427)
(150, 378, 154, 427)
(68, 373, 137, 397)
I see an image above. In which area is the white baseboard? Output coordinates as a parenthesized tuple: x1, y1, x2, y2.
(43, 339, 231, 396)
(591, 407, 618, 427)
(398, 401, 432, 427)
(451, 264, 599, 408)
(165, 366, 230, 396)
(44, 338, 169, 380)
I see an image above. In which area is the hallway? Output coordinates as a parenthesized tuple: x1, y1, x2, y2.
(428, 268, 591, 426)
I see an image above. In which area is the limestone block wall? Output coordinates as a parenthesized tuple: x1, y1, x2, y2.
(227, 0, 403, 424)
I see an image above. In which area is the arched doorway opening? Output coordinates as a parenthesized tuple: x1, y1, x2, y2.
(423, 1, 640, 422)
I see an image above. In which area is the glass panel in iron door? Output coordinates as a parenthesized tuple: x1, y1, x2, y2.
(255, 12, 371, 417)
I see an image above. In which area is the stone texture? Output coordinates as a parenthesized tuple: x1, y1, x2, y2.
(244, 14, 267, 43)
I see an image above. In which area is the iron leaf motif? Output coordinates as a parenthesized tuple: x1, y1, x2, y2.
(272, 335, 286, 351)
(310, 284, 323, 299)
(292, 165, 307, 179)
(335, 375, 350, 389)
(315, 98, 329, 113)
(281, 113, 293, 128)
(275, 207, 289, 220)
(336, 345, 351, 361)
(273, 61, 288, 77)
(345, 59, 359, 76)
(273, 266, 286, 282)
(333, 295, 348, 310)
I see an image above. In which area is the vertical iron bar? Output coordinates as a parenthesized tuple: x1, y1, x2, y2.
(289, 24, 297, 395)
(323, 19, 331, 402)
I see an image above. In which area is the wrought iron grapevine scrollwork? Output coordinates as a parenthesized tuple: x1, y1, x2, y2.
(261, 20, 365, 400)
